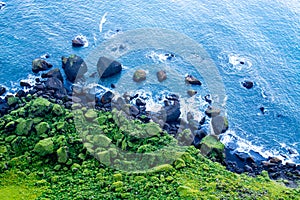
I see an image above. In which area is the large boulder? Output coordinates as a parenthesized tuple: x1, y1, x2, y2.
(205, 106, 221, 118)
(200, 135, 225, 162)
(62, 55, 87, 82)
(97, 56, 122, 78)
(163, 96, 181, 122)
(34, 138, 54, 156)
(211, 115, 228, 135)
(45, 77, 67, 98)
(41, 68, 64, 83)
(32, 59, 53, 73)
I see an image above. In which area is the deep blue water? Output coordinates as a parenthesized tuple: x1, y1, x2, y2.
(0, 0, 299, 162)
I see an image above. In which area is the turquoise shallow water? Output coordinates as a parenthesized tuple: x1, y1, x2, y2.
(0, 0, 299, 162)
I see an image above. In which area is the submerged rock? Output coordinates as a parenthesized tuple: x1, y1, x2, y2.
(157, 70, 167, 82)
(97, 56, 122, 78)
(32, 59, 53, 73)
(133, 70, 146, 82)
(62, 55, 87, 83)
(187, 90, 197, 97)
(185, 75, 202, 85)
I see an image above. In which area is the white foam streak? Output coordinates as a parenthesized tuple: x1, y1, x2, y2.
(99, 12, 108, 33)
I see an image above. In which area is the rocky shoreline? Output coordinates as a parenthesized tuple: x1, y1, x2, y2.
(0, 54, 299, 187)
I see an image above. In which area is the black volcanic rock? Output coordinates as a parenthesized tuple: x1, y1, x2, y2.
(97, 56, 122, 78)
(62, 55, 87, 83)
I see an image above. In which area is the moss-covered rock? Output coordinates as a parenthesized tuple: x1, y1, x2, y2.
(30, 98, 52, 116)
(57, 146, 68, 164)
(92, 134, 112, 148)
(200, 135, 225, 162)
(34, 138, 54, 156)
(15, 118, 33, 136)
(7, 97, 19, 106)
(84, 109, 98, 120)
(35, 122, 50, 135)
(52, 104, 64, 116)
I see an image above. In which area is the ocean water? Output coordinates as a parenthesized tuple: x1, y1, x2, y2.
(0, 0, 299, 162)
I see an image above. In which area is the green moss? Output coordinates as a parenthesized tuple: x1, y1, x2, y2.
(34, 138, 54, 156)
(200, 135, 225, 162)
(84, 109, 98, 119)
(0, 97, 299, 199)
(35, 122, 50, 135)
(57, 146, 68, 163)
(7, 97, 18, 106)
(15, 118, 33, 136)
(52, 104, 64, 116)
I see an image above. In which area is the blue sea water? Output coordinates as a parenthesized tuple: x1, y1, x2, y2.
(0, 0, 299, 162)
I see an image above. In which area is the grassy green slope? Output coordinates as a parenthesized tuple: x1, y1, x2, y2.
(0, 97, 299, 199)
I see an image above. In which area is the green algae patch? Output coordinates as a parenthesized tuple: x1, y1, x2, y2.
(0, 170, 47, 200)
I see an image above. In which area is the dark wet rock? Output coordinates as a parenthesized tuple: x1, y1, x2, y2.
(136, 98, 146, 107)
(242, 81, 254, 89)
(260, 106, 265, 114)
(288, 148, 297, 155)
(45, 78, 64, 92)
(97, 56, 122, 78)
(45, 78, 67, 99)
(41, 53, 50, 59)
(111, 83, 116, 88)
(16, 90, 26, 98)
(32, 59, 53, 73)
(205, 106, 221, 118)
(129, 93, 139, 101)
(199, 116, 206, 125)
(20, 81, 31, 88)
(41, 68, 64, 83)
(185, 75, 202, 85)
(193, 129, 208, 148)
(133, 70, 146, 82)
(164, 100, 181, 123)
(244, 165, 253, 172)
(72, 37, 85, 47)
(129, 105, 139, 116)
(204, 94, 212, 104)
(157, 70, 167, 82)
(62, 55, 87, 83)
(0, 2, 6, 9)
(269, 157, 282, 164)
(166, 94, 179, 101)
(187, 90, 197, 97)
(101, 91, 114, 104)
(34, 83, 45, 91)
(0, 86, 6, 96)
(211, 115, 228, 135)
